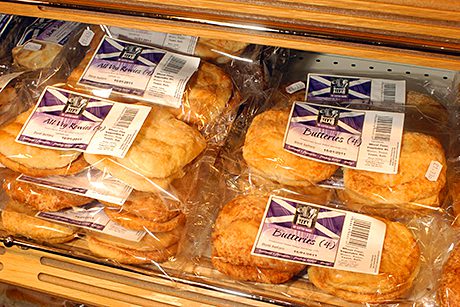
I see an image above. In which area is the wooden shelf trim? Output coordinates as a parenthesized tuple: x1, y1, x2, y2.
(0, 246, 275, 307)
(45, 0, 460, 41)
(0, 2, 458, 70)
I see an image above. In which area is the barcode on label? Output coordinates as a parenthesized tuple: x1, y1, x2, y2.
(115, 107, 139, 129)
(347, 218, 371, 248)
(383, 83, 396, 103)
(163, 56, 186, 74)
(372, 115, 393, 142)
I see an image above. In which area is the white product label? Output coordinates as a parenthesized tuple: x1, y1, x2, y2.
(108, 26, 198, 55)
(252, 195, 386, 275)
(36, 202, 145, 242)
(283, 102, 404, 174)
(425, 160, 443, 182)
(78, 36, 200, 108)
(306, 73, 406, 104)
(23, 41, 42, 51)
(16, 86, 151, 159)
(0, 71, 25, 92)
(17, 167, 133, 205)
(79, 29, 95, 46)
(285, 81, 306, 95)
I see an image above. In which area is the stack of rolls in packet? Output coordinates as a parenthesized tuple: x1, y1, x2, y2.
(0, 23, 244, 267)
(200, 74, 460, 306)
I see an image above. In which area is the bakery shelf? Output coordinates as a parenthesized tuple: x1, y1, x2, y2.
(0, 0, 459, 69)
(0, 50, 456, 306)
(0, 238, 281, 307)
(0, 2, 458, 306)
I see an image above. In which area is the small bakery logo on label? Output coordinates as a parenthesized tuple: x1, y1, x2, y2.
(293, 204, 318, 231)
(63, 95, 88, 116)
(120, 45, 143, 61)
(317, 108, 340, 128)
(252, 195, 386, 275)
(330, 77, 349, 97)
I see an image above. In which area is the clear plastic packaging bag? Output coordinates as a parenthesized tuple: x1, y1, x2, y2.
(65, 26, 240, 131)
(180, 160, 458, 305)
(106, 25, 251, 64)
(224, 75, 455, 218)
(11, 18, 83, 70)
(0, 25, 274, 271)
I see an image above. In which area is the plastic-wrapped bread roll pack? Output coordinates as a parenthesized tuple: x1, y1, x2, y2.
(0, 22, 94, 128)
(183, 159, 458, 305)
(11, 18, 83, 70)
(0, 15, 38, 68)
(65, 26, 242, 132)
(169, 63, 460, 306)
(262, 73, 457, 218)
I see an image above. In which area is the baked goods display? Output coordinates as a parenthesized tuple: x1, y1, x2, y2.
(169, 61, 235, 127)
(0, 15, 458, 307)
(11, 19, 82, 70)
(12, 41, 62, 70)
(0, 20, 247, 272)
(406, 90, 449, 122)
(86, 226, 182, 264)
(243, 109, 339, 187)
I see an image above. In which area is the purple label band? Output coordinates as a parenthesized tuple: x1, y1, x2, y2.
(17, 135, 88, 150)
(36, 21, 79, 45)
(307, 75, 371, 101)
(40, 89, 113, 122)
(37, 213, 106, 231)
(19, 176, 88, 194)
(97, 38, 166, 66)
(254, 248, 334, 267)
(292, 103, 365, 134)
(267, 198, 346, 237)
(307, 97, 371, 103)
(284, 143, 357, 167)
(36, 20, 65, 39)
